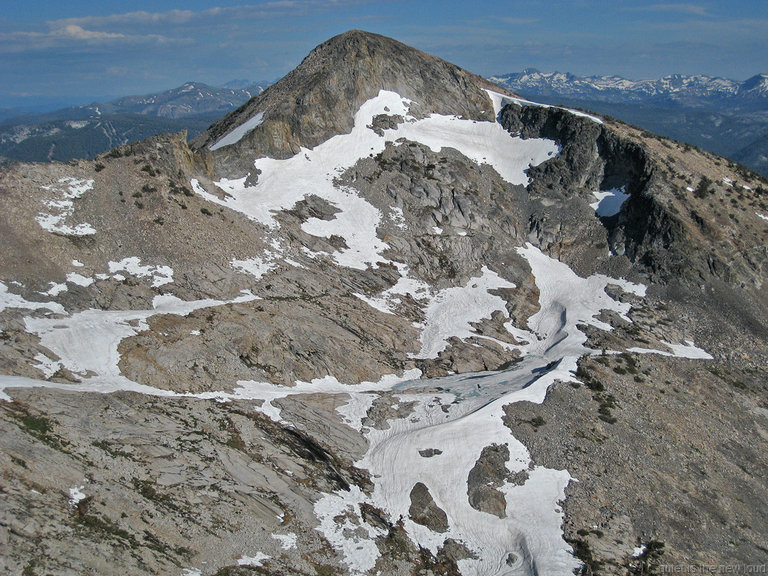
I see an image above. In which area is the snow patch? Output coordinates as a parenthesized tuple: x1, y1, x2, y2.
(389, 206, 407, 229)
(210, 111, 264, 151)
(336, 392, 378, 432)
(317, 246, 647, 575)
(415, 267, 517, 358)
(20, 291, 257, 391)
(108, 257, 174, 287)
(41, 282, 68, 297)
(485, 88, 603, 124)
(198, 369, 422, 423)
(36, 177, 96, 236)
(231, 256, 277, 280)
(33, 353, 60, 379)
(272, 533, 297, 550)
(237, 552, 269, 567)
(0, 282, 65, 315)
(66, 273, 94, 287)
(756, 212, 768, 222)
(314, 485, 386, 574)
(628, 340, 713, 360)
(353, 262, 430, 315)
(591, 187, 630, 217)
(68, 486, 86, 507)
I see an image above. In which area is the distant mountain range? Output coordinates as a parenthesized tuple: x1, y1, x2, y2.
(490, 70, 768, 176)
(0, 82, 268, 163)
(489, 70, 768, 108)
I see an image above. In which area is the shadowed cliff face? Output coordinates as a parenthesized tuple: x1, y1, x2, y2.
(500, 102, 768, 298)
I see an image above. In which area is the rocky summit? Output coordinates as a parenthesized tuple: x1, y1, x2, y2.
(1, 30, 768, 576)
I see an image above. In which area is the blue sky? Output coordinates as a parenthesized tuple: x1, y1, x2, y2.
(1, 0, 767, 109)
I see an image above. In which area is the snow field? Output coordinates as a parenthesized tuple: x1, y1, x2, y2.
(590, 187, 630, 217)
(193, 90, 558, 272)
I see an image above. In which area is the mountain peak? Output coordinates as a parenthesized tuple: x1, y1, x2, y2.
(192, 30, 508, 170)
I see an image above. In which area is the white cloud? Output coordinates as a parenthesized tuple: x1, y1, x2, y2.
(55, 24, 125, 41)
(49, 2, 356, 30)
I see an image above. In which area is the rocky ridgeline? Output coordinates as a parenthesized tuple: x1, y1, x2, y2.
(1, 30, 767, 576)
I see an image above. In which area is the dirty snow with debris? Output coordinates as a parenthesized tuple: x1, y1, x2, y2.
(36, 177, 96, 236)
(237, 552, 269, 567)
(108, 258, 174, 287)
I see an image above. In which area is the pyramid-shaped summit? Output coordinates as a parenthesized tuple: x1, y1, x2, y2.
(192, 30, 510, 167)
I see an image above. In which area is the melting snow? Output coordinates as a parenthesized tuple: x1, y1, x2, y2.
(314, 245, 648, 575)
(591, 187, 630, 217)
(237, 552, 269, 567)
(353, 262, 430, 315)
(389, 206, 407, 229)
(314, 485, 386, 574)
(210, 111, 265, 151)
(415, 266, 516, 358)
(36, 177, 96, 236)
(68, 486, 86, 507)
(272, 533, 298, 550)
(194, 90, 557, 271)
(0, 282, 65, 315)
(66, 273, 94, 287)
(41, 282, 68, 297)
(0, 238, 717, 575)
(1, 87, 723, 576)
(231, 256, 277, 280)
(18, 291, 257, 395)
(628, 340, 713, 360)
(108, 258, 174, 287)
(33, 353, 60, 379)
(757, 213, 768, 222)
